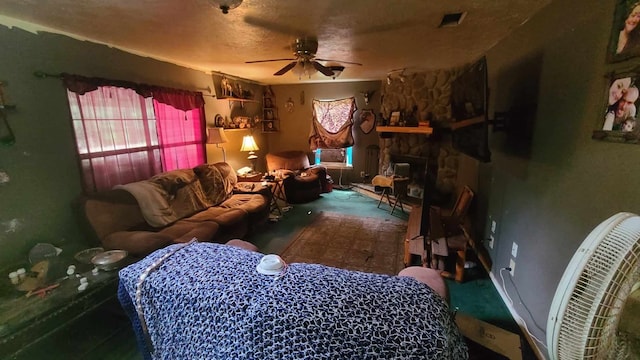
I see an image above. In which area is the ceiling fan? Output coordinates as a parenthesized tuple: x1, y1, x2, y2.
(245, 37, 362, 78)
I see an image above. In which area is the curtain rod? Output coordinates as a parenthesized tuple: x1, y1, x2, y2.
(33, 70, 214, 95)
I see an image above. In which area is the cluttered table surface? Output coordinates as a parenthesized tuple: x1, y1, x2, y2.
(0, 244, 131, 357)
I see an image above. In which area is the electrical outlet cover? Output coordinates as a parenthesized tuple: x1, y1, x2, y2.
(488, 235, 494, 249)
(511, 242, 518, 258)
(509, 259, 516, 276)
(491, 220, 497, 233)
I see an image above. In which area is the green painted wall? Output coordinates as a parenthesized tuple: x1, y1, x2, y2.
(481, 0, 640, 353)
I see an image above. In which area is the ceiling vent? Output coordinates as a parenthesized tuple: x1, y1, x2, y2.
(439, 12, 466, 27)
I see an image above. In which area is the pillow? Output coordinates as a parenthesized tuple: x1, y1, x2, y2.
(193, 163, 229, 206)
(212, 162, 238, 194)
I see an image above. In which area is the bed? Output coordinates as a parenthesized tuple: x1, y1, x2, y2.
(117, 241, 468, 359)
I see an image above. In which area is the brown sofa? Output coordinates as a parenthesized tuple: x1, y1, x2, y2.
(82, 162, 270, 258)
(265, 150, 330, 204)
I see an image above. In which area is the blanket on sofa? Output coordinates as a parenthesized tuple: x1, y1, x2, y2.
(115, 169, 211, 227)
(117, 242, 468, 360)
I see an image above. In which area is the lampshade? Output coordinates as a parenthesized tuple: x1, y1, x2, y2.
(206, 127, 228, 144)
(241, 135, 259, 170)
(207, 127, 228, 162)
(240, 135, 259, 155)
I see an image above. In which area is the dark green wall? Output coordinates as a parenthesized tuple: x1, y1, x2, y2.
(0, 26, 213, 267)
(482, 0, 640, 354)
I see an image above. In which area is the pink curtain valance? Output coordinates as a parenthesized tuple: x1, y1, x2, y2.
(61, 73, 204, 111)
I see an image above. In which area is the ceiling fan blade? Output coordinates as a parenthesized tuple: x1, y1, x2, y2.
(274, 61, 298, 76)
(245, 58, 296, 64)
(312, 61, 335, 77)
(315, 58, 363, 66)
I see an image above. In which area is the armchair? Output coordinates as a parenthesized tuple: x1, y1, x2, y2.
(265, 150, 330, 203)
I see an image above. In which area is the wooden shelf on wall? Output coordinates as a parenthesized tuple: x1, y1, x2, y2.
(221, 97, 259, 109)
(376, 126, 433, 135)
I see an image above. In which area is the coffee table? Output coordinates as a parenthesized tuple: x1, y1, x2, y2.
(0, 255, 126, 358)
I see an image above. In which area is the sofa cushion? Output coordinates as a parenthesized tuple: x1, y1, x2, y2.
(83, 189, 149, 241)
(171, 221, 220, 244)
(193, 163, 230, 206)
(212, 162, 238, 195)
(220, 193, 268, 214)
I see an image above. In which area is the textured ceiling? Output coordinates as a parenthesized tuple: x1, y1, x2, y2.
(0, 0, 552, 84)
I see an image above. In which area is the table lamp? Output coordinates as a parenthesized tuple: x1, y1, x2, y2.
(207, 127, 229, 162)
(240, 135, 259, 171)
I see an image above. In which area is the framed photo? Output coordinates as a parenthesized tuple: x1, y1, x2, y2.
(390, 111, 401, 126)
(607, 1, 640, 63)
(592, 70, 640, 143)
(359, 109, 376, 134)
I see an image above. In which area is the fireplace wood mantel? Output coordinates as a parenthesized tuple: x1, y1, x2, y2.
(376, 126, 433, 135)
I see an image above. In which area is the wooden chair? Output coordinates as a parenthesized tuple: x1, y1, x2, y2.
(429, 185, 474, 282)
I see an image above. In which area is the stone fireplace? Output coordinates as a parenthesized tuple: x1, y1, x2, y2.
(377, 67, 465, 197)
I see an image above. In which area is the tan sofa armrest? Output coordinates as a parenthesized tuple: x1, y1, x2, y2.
(103, 231, 174, 257)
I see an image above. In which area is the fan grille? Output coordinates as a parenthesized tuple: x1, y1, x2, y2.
(554, 214, 640, 359)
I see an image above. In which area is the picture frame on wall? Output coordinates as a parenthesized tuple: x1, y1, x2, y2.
(389, 111, 401, 126)
(592, 70, 640, 143)
(607, 0, 640, 63)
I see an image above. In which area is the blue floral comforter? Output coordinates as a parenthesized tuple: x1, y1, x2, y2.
(118, 242, 468, 360)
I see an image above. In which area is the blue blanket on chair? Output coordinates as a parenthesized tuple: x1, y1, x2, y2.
(117, 242, 467, 360)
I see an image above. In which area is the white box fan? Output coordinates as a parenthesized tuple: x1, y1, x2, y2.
(547, 212, 640, 359)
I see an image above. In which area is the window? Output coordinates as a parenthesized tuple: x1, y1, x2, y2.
(314, 148, 353, 167)
(66, 82, 205, 192)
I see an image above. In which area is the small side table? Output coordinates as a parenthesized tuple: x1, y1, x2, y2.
(264, 178, 288, 216)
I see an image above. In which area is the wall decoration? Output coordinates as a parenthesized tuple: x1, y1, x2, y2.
(359, 109, 376, 134)
(593, 70, 640, 143)
(220, 76, 235, 97)
(608, 0, 640, 63)
(390, 111, 401, 126)
(285, 97, 294, 112)
(214, 114, 225, 127)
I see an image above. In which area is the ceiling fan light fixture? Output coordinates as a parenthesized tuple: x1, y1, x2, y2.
(329, 66, 344, 80)
(210, 0, 243, 14)
(292, 61, 306, 79)
(303, 61, 318, 78)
